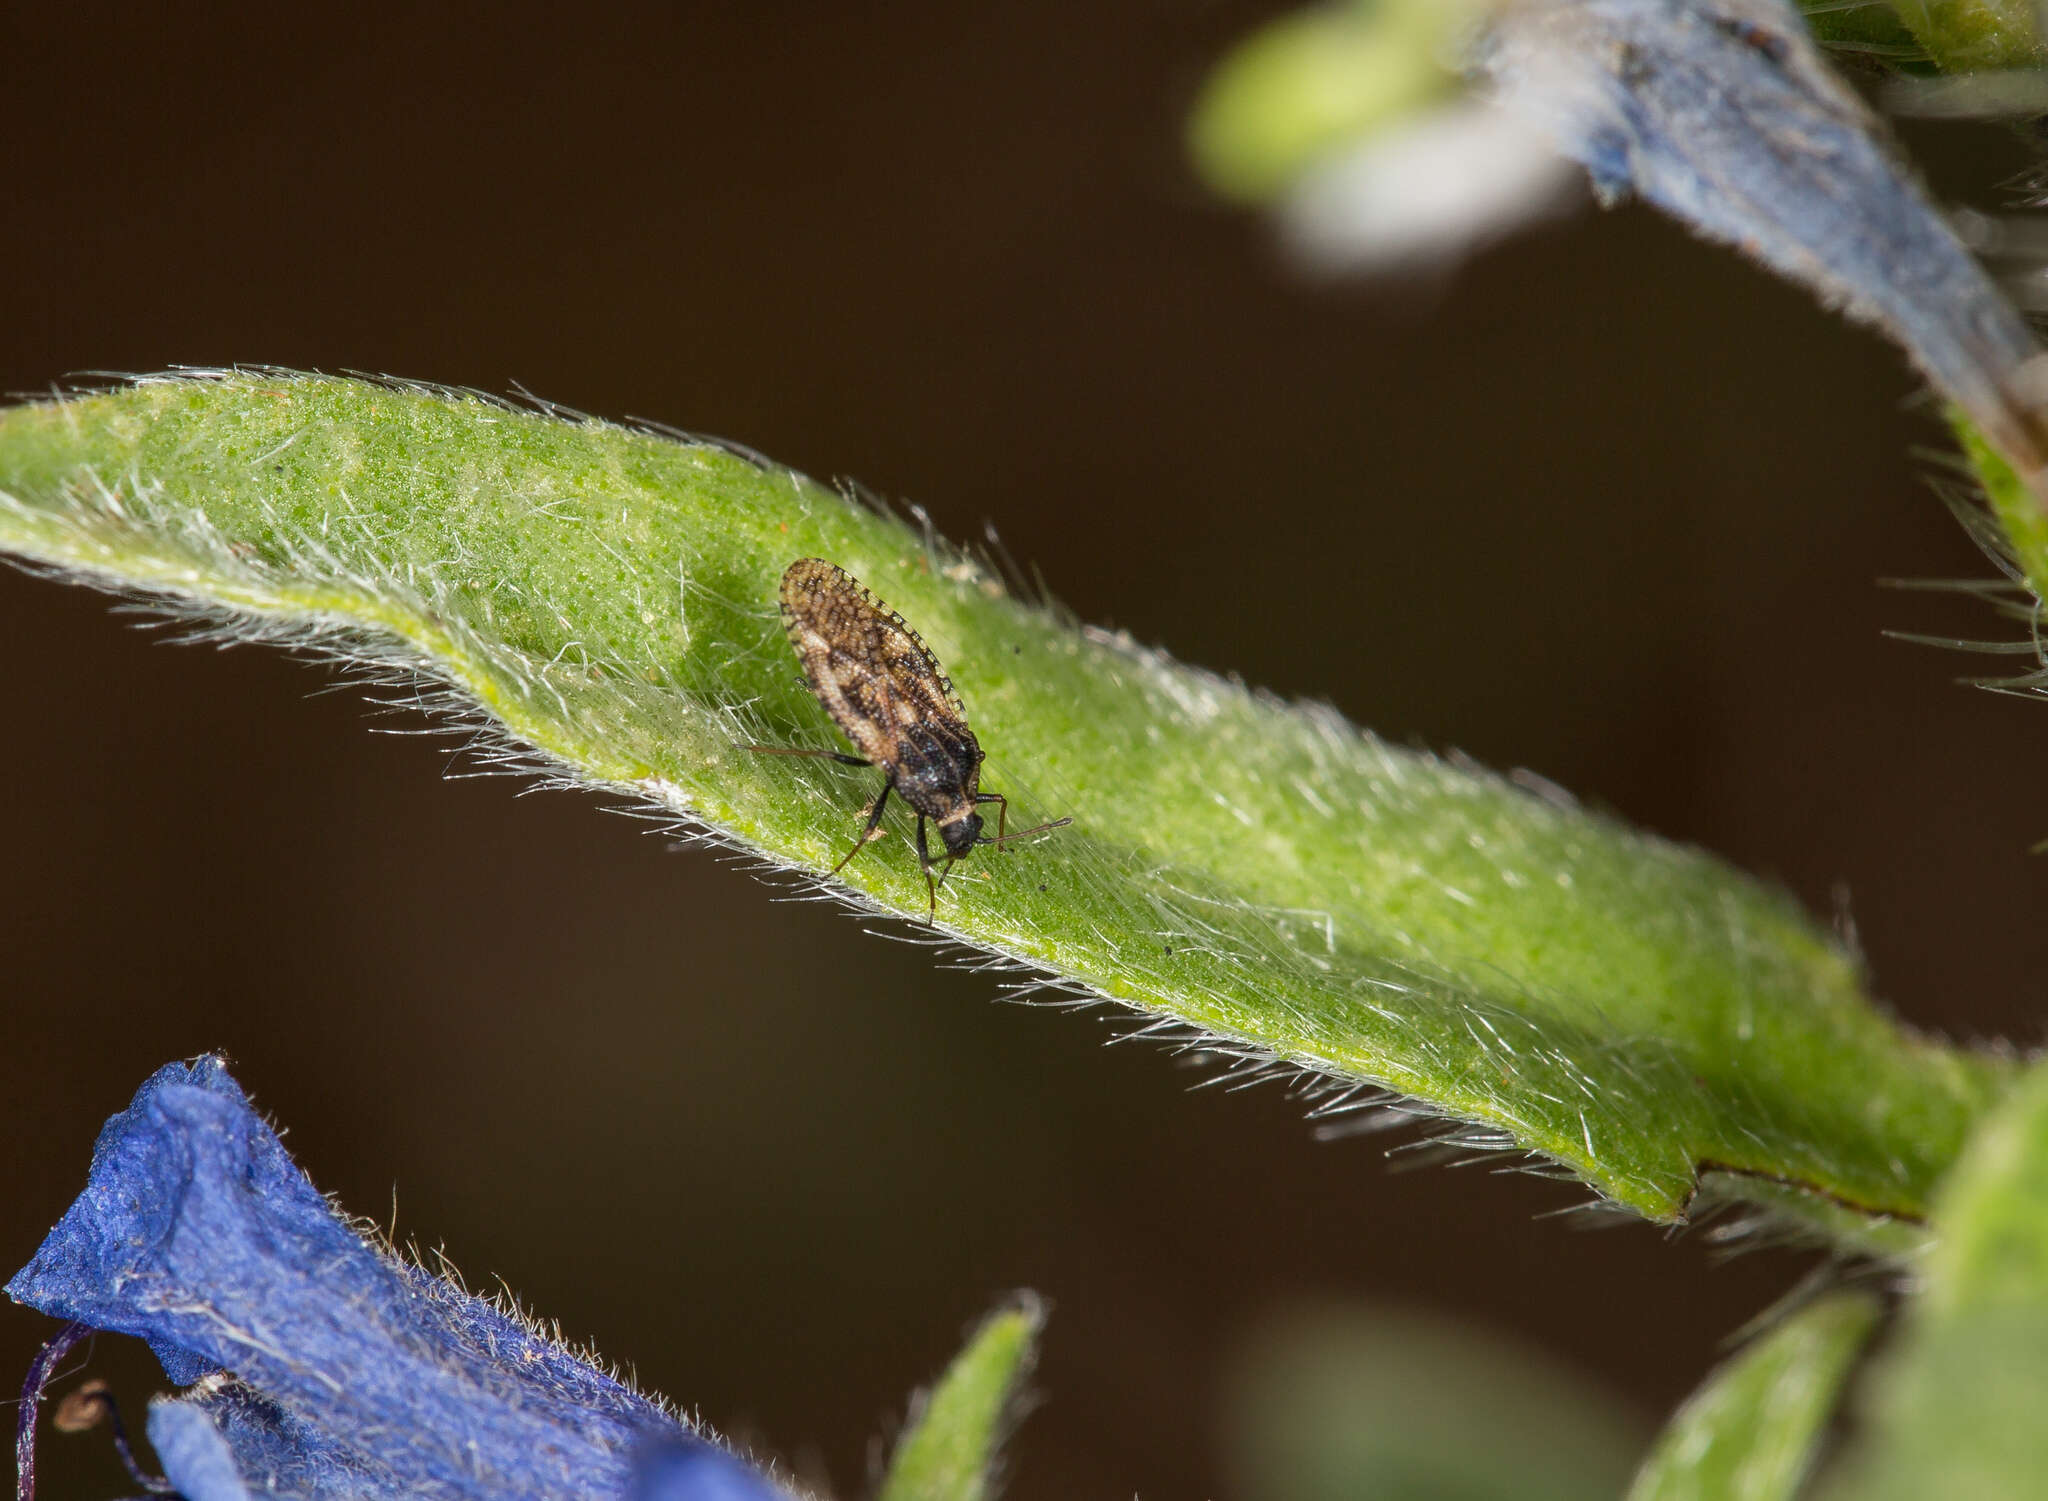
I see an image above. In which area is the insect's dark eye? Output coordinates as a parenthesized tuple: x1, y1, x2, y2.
(945, 813, 982, 858)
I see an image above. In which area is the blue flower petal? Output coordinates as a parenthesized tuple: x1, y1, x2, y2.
(148, 1399, 264, 1501)
(630, 1436, 794, 1501)
(9, 1058, 788, 1501)
(155, 1372, 387, 1500)
(1477, 2, 2041, 462)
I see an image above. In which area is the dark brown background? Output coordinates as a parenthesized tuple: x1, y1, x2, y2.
(4, 6, 2045, 1498)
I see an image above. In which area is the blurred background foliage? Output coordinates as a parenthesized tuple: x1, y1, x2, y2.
(7, 3, 2048, 1496)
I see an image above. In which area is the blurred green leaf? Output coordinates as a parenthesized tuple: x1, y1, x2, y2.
(1187, 1, 1471, 202)
(1796, 2, 1923, 53)
(0, 374, 2014, 1247)
(1626, 1292, 1881, 1501)
(1224, 1301, 1644, 1501)
(1821, 1057, 2048, 1499)
(1879, 1, 2044, 71)
(878, 1296, 1042, 1501)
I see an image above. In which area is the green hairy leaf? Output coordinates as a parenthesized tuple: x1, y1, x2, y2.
(879, 1296, 1042, 1501)
(0, 373, 2014, 1248)
(1627, 1292, 1881, 1501)
(1953, 415, 2048, 608)
(1823, 1057, 2048, 1497)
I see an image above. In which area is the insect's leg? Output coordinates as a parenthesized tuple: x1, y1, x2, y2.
(831, 781, 893, 875)
(747, 744, 872, 768)
(974, 791, 1009, 843)
(915, 815, 938, 923)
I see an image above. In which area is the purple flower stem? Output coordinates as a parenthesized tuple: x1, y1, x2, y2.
(66, 1386, 179, 1496)
(14, 1321, 90, 1501)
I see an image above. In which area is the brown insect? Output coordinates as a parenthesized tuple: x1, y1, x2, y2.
(750, 557, 1070, 920)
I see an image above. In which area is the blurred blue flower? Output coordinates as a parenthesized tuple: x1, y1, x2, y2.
(8, 1057, 789, 1501)
(1476, 0, 2044, 477)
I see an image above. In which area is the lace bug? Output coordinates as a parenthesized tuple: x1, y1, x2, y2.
(750, 557, 1069, 920)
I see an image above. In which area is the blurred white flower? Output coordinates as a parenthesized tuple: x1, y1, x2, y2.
(1280, 97, 1582, 274)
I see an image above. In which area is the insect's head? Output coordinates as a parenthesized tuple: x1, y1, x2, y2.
(939, 809, 983, 858)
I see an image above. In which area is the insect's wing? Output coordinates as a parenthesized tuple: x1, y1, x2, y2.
(780, 559, 972, 772)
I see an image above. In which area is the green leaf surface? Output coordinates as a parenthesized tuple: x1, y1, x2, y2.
(1822, 1058, 2048, 1499)
(0, 373, 2014, 1246)
(1626, 1292, 1881, 1501)
(879, 1296, 1043, 1501)
(1881, 0, 2045, 71)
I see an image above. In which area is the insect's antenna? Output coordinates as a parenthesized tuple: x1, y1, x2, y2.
(981, 816, 1073, 847)
(935, 856, 958, 891)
